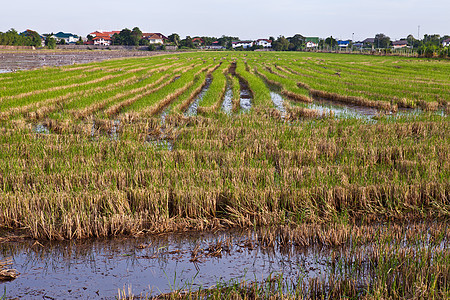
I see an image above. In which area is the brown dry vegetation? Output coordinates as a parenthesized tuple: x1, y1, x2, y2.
(0, 112, 448, 240)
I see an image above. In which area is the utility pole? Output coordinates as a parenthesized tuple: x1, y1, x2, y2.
(352, 33, 354, 52)
(418, 25, 420, 40)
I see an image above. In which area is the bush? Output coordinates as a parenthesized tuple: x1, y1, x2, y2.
(424, 46, 435, 58)
(148, 44, 156, 51)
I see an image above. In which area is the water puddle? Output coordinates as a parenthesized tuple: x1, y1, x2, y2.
(185, 75, 213, 117)
(91, 120, 121, 141)
(306, 97, 379, 119)
(270, 92, 286, 117)
(32, 124, 50, 134)
(146, 108, 174, 151)
(0, 230, 325, 299)
(1, 224, 446, 298)
(221, 83, 233, 114)
(239, 78, 252, 112)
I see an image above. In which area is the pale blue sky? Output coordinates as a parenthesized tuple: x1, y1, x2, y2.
(2, 0, 449, 40)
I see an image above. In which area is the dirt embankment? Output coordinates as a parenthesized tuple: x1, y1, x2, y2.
(0, 50, 176, 72)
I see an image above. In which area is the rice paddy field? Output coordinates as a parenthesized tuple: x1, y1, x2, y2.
(0, 51, 449, 299)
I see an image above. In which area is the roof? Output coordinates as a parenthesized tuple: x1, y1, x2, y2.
(93, 36, 111, 41)
(54, 32, 78, 38)
(232, 40, 253, 44)
(305, 37, 319, 43)
(143, 33, 168, 40)
(256, 39, 272, 43)
(392, 40, 408, 45)
(363, 38, 375, 43)
(443, 38, 450, 43)
(90, 31, 120, 37)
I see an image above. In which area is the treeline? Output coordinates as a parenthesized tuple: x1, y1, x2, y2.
(0, 29, 42, 47)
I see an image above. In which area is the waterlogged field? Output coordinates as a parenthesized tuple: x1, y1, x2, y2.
(0, 52, 449, 299)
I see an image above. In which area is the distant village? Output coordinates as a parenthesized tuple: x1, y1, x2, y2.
(1, 28, 449, 55)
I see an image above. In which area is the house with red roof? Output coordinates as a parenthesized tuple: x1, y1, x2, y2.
(142, 33, 167, 44)
(88, 31, 120, 46)
(255, 39, 272, 48)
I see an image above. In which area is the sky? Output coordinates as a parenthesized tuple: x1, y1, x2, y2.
(1, 0, 449, 41)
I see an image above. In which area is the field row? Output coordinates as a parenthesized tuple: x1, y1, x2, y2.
(1, 52, 450, 123)
(0, 112, 448, 239)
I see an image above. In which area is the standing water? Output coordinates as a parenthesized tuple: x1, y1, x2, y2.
(185, 75, 213, 116)
(239, 79, 252, 112)
(221, 83, 233, 114)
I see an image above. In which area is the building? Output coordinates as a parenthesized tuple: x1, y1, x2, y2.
(88, 31, 120, 46)
(255, 39, 272, 48)
(52, 32, 79, 44)
(205, 41, 225, 50)
(232, 41, 254, 49)
(89, 31, 120, 38)
(443, 38, 450, 47)
(337, 40, 351, 48)
(392, 40, 408, 49)
(192, 37, 204, 45)
(142, 33, 167, 44)
(92, 35, 112, 46)
(305, 37, 319, 48)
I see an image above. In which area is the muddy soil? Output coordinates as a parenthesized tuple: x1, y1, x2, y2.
(0, 50, 169, 72)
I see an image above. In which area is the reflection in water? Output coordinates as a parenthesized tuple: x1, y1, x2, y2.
(1, 224, 446, 299)
(221, 84, 233, 114)
(239, 79, 252, 112)
(0, 231, 325, 299)
(32, 124, 50, 134)
(307, 98, 379, 118)
(270, 92, 286, 117)
(185, 75, 213, 117)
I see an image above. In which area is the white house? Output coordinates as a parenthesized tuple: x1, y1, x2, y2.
(443, 38, 450, 47)
(142, 33, 167, 44)
(92, 36, 112, 46)
(255, 39, 272, 48)
(52, 32, 79, 44)
(305, 37, 319, 48)
(232, 41, 254, 49)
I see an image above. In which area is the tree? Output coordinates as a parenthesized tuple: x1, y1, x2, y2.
(139, 38, 149, 46)
(131, 27, 142, 46)
(118, 28, 133, 45)
(76, 36, 84, 45)
(374, 33, 391, 49)
(45, 36, 56, 49)
(25, 30, 42, 47)
(325, 36, 337, 48)
(168, 33, 180, 46)
(287, 34, 304, 51)
(272, 36, 289, 51)
(180, 36, 195, 48)
(423, 34, 440, 47)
